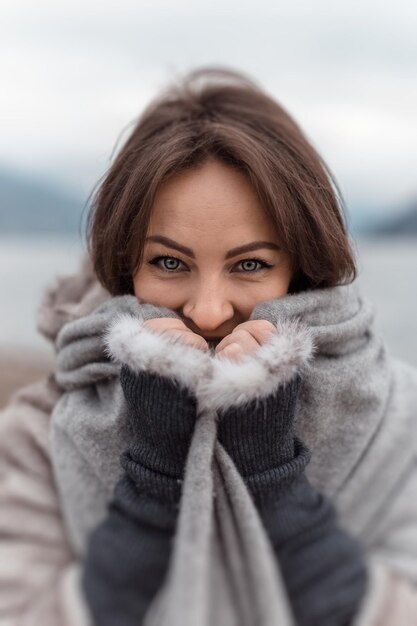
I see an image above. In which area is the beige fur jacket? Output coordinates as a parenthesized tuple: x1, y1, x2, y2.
(0, 259, 416, 625)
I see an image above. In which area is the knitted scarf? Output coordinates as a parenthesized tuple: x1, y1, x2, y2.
(48, 280, 417, 625)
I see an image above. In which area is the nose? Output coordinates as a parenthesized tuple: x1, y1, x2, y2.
(181, 280, 235, 334)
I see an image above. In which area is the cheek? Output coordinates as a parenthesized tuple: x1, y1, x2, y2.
(133, 269, 184, 309)
(269, 273, 292, 298)
(246, 271, 292, 304)
(233, 281, 289, 320)
(268, 263, 293, 298)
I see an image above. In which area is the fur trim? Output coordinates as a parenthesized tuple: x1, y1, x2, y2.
(199, 319, 314, 411)
(105, 314, 213, 393)
(105, 315, 313, 410)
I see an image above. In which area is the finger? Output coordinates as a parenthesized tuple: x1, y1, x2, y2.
(215, 328, 259, 354)
(217, 342, 244, 362)
(143, 318, 188, 332)
(231, 319, 277, 345)
(163, 328, 209, 352)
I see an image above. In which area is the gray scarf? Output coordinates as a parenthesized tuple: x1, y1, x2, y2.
(49, 281, 417, 625)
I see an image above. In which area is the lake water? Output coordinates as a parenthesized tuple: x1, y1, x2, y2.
(1, 236, 416, 366)
(0, 236, 84, 355)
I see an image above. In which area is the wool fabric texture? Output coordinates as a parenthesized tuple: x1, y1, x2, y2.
(81, 352, 366, 625)
(83, 308, 318, 626)
(49, 281, 417, 625)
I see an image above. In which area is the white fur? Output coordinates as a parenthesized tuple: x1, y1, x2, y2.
(104, 314, 213, 392)
(105, 314, 313, 410)
(199, 319, 314, 411)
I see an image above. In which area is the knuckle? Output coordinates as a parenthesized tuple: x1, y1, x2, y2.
(254, 319, 276, 335)
(233, 319, 275, 334)
(180, 330, 207, 350)
(230, 320, 276, 347)
(143, 319, 165, 333)
(143, 317, 184, 331)
(230, 328, 250, 339)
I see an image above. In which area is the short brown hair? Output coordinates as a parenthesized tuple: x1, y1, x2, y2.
(87, 67, 356, 295)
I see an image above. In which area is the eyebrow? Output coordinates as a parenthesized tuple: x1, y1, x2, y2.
(145, 235, 280, 259)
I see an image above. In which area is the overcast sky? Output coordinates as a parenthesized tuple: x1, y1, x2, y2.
(1, 0, 417, 218)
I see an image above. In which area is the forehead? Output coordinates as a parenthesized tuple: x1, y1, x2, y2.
(147, 159, 276, 239)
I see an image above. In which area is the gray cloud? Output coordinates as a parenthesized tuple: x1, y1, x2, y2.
(1, 0, 416, 214)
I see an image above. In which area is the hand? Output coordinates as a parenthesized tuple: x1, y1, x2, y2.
(143, 318, 209, 352)
(215, 320, 277, 362)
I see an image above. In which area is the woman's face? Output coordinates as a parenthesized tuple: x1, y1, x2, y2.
(133, 159, 292, 343)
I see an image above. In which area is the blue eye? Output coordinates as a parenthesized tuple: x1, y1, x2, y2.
(149, 256, 187, 272)
(148, 255, 273, 273)
(239, 260, 263, 272)
(235, 258, 273, 272)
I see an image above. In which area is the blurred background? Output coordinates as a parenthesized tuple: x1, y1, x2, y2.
(1, 0, 416, 406)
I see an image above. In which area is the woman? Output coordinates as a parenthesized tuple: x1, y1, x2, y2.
(0, 68, 416, 625)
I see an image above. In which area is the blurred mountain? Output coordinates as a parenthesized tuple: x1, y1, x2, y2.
(0, 169, 85, 234)
(1, 165, 416, 238)
(365, 200, 417, 236)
